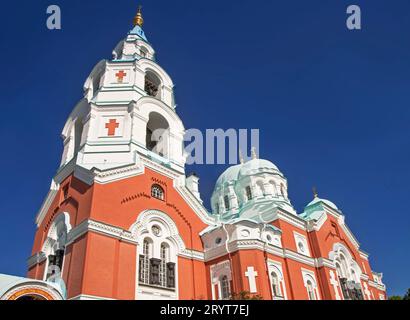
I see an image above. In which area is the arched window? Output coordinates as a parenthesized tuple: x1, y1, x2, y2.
(220, 275, 231, 300)
(298, 241, 306, 254)
(306, 280, 316, 300)
(134, 212, 178, 298)
(256, 180, 265, 196)
(224, 195, 230, 211)
(151, 184, 164, 200)
(331, 244, 364, 300)
(271, 272, 282, 297)
(139, 238, 152, 285)
(140, 47, 147, 58)
(246, 186, 252, 201)
(145, 71, 161, 98)
(146, 112, 169, 157)
(269, 181, 277, 196)
(280, 184, 285, 197)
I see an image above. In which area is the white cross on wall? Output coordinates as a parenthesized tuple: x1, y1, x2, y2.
(329, 270, 341, 300)
(245, 266, 258, 293)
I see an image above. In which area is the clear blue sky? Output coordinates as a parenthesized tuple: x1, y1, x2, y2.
(0, 0, 409, 297)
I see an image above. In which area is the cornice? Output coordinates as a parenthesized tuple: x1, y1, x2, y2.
(314, 257, 335, 269)
(368, 280, 386, 291)
(35, 181, 59, 228)
(179, 249, 205, 261)
(305, 210, 360, 250)
(27, 252, 47, 269)
(283, 249, 316, 267)
(174, 184, 214, 226)
(276, 210, 306, 230)
(359, 250, 369, 260)
(93, 164, 144, 184)
(140, 155, 182, 179)
(360, 273, 370, 281)
(66, 219, 137, 246)
(65, 219, 205, 261)
(339, 222, 360, 249)
(204, 238, 317, 268)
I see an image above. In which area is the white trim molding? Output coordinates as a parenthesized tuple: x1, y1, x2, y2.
(27, 252, 47, 269)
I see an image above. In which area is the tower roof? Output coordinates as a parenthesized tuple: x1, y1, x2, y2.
(129, 5, 148, 41)
(129, 25, 148, 41)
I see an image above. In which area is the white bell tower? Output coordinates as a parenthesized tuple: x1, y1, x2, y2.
(60, 6, 186, 176)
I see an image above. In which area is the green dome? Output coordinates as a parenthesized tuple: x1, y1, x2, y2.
(215, 164, 242, 188)
(214, 159, 281, 190)
(238, 159, 280, 177)
(306, 197, 339, 211)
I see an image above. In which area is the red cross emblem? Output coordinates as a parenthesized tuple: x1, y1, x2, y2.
(115, 70, 127, 83)
(105, 119, 119, 136)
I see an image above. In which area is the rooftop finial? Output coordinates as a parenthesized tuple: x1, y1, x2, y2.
(312, 186, 318, 198)
(133, 5, 144, 27)
(251, 147, 258, 160)
(239, 149, 244, 164)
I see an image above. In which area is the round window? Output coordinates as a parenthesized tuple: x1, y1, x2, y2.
(151, 225, 162, 237)
(215, 237, 222, 245)
(298, 242, 305, 252)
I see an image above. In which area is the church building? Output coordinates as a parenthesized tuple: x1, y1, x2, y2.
(0, 7, 386, 300)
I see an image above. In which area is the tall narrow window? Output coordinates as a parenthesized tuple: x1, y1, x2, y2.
(166, 262, 176, 289)
(335, 261, 346, 293)
(159, 243, 168, 287)
(339, 277, 349, 299)
(220, 275, 231, 300)
(246, 186, 252, 201)
(151, 184, 164, 200)
(306, 280, 316, 300)
(139, 239, 151, 285)
(62, 185, 69, 202)
(140, 47, 147, 58)
(335, 262, 342, 276)
(224, 196, 230, 211)
(271, 272, 282, 297)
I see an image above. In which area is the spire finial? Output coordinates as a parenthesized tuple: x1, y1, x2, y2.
(133, 5, 144, 27)
(251, 147, 258, 160)
(239, 149, 244, 164)
(312, 186, 318, 198)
